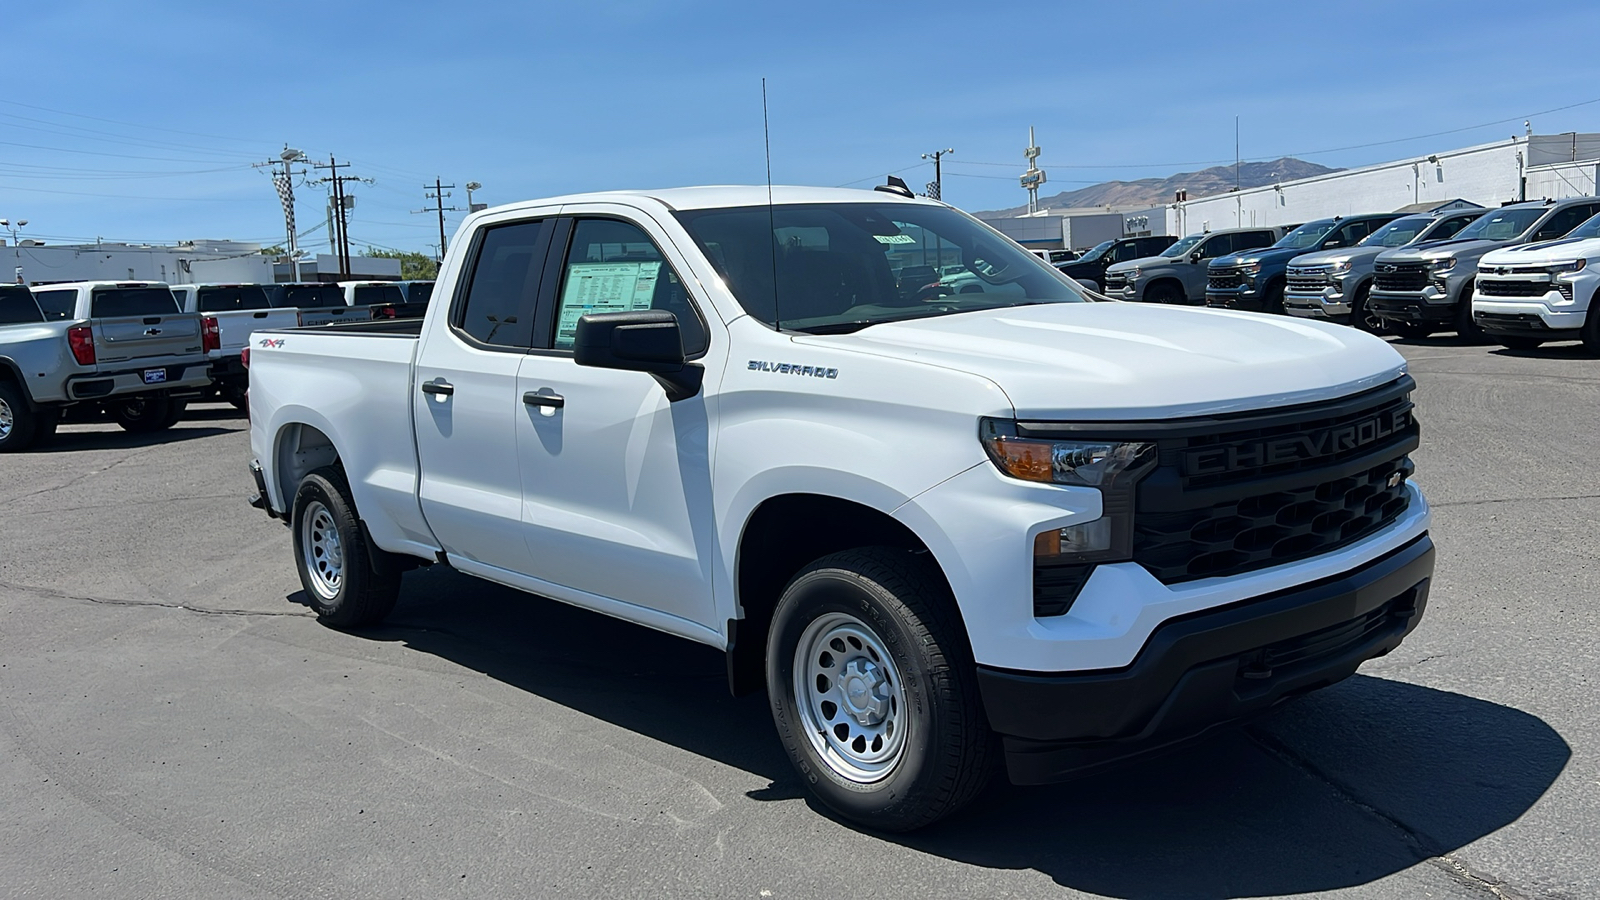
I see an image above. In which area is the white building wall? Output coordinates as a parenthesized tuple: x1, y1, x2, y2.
(1163, 135, 1600, 237)
(5, 241, 274, 286)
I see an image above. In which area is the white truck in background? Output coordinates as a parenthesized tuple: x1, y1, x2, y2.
(171, 283, 298, 408)
(245, 184, 1435, 831)
(0, 280, 211, 451)
(1473, 210, 1600, 353)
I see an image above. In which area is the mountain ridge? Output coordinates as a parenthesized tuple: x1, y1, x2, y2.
(976, 157, 1340, 217)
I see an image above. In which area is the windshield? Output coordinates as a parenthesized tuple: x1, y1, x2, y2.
(1361, 216, 1433, 248)
(1455, 207, 1545, 241)
(1273, 220, 1340, 251)
(90, 288, 179, 318)
(1073, 241, 1115, 263)
(1160, 234, 1205, 258)
(1558, 212, 1600, 241)
(196, 285, 271, 312)
(673, 202, 1086, 333)
(270, 284, 345, 309)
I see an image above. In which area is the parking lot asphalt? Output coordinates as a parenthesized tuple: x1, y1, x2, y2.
(1, 336, 1596, 900)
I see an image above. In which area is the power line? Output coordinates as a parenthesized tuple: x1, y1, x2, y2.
(413, 179, 460, 262)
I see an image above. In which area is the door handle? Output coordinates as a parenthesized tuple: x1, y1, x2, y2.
(253, 311, 269, 318)
(421, 381, 454, 396)
(523, 391, 564, 409)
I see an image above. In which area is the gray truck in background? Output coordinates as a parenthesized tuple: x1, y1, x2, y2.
(1369, 197, 1600, 339)
(1284, 209, 1485, 331)
(0, 280, 211, 451)
(1102, 226, 1283, 304)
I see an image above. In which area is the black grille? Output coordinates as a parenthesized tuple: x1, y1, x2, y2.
(1286, 273, 1330, 293)
(1208, 270, 1243, 290)
(1374, 262, 1428, 292)
(1103, 273, 1130, 291)
(1243, 586, 1420, 677)
(1123, 380, 1417, 584)
(1134, 456, 1412, 583)
(1478, 278, 1569, 300)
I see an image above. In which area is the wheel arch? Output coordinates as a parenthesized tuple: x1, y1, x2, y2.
(272, 420, 341, 513)
(0, 357, 36, 407)
(726, 492, 959, 697)
(1142, 276, 1185, 302)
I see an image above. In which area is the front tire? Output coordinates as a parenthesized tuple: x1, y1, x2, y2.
(1351, 284, 1385, 333)
(1144, 282, 1181, 305)
(1455, 285, 1487, 343)
(291, 467, 401, 628)
(766, 548, 995, 832)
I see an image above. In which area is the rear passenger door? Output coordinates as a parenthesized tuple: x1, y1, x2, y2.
(511, 209, 720, 628)
(414, 214, 554, 572)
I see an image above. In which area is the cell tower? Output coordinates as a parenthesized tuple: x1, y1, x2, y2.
(1021, 126, 1047, 214)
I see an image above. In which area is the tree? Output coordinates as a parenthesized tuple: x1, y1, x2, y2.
(260, 244, 286, 257)
(362, 248, 438, 280)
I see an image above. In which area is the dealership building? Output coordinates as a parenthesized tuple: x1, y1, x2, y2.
(3, 239, 399, 286)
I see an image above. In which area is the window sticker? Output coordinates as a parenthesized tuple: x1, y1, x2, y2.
(872, 234, 918, 245)
(556, 261, 661, 347)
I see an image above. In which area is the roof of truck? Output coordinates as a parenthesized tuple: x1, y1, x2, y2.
(479, 185, 936, 216)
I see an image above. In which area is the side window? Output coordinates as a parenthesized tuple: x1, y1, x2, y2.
(32, 289, 76, 320)
(1235, 231, 1275, 252)
(455, 219, 548, 349)
(1534, 205, 1597, 241)
(1196, 234, 1232, 259)
(550, 218, 707, 356)
(0, 288, 43, 325)
(1431, 215, 1474, 240)
(1337, 221, 1374, 245)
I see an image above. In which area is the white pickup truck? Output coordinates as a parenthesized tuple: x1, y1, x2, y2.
(246, 185, 1435, 831)
(171, 283, 298, 407)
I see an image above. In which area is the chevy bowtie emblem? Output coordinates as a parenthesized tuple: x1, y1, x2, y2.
(145, 328, 162, 335)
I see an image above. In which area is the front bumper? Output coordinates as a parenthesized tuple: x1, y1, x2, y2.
(980, 533, 1434, 784)
(1284, 285, 1351, 319)
(1472, 291, 1588, 335)
(1205, 284, 1264, 310)
(1367, 289, 1457, 324)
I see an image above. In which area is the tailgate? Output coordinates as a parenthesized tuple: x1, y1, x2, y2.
(215, 308, 298, 353)
(298, 306, 370, 327)
(93, 312, 203, 363)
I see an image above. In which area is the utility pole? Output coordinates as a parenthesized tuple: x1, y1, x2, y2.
(253, 146, 309, 281)
(921, 149, 953, 201)
(309, 157, 371, 279)
(1020, 128, 1046, 214)
(414, 179, 461, 263)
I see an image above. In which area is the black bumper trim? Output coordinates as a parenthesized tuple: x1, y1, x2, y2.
(1368, 294, 1457, 324)
(978, 533, 1434, 784)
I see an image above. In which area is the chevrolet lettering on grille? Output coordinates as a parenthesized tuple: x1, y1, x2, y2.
(1183, 407, 1413, 476)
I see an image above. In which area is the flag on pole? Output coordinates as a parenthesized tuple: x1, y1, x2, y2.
(273, 172, 296, 236)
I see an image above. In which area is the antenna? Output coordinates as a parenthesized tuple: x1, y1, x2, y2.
(763, 77, 781, 331)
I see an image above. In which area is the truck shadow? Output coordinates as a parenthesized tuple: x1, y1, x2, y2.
(351, 567, 1568, 899)
(32, 424, 236, 452)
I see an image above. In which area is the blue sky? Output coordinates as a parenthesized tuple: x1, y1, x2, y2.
(4, 0, 1599, 256)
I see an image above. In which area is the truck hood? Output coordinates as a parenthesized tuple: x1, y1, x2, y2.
(1289, 246, 1385, 267)
(1213, 246, 1303, 268)
(1480, 236, 1600, 266)
(806, 302, 1405, 420)
(1376, 238, 1511, 264)
(1104, 255, 1172, 274)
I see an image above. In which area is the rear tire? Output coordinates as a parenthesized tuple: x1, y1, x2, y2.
(766, 547, 995, 832)
(110, 393, 182, 433)
(291, 466, 401, 628)
(1454, 284, 1487, 343)
(0, 382, 39, 453)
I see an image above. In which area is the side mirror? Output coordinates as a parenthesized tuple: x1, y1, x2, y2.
(1189, 252, 1203, 263)
(573, 310, 702, 401)
(1323, 239, 1341, 248)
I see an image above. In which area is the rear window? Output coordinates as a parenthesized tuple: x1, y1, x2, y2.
(0, 286, 42, 325)
(32, 289, 76, 320)
(402, 281, 434, 303)
(270, 285, 345, 309)
(196, 285, 271, 312)
(90, 287, 180, 318)
(353, 285, 405, 305)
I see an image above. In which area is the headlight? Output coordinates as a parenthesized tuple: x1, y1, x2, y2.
(1329, 260, 1352, 275)
(1549, 259, 1586, 277)
(980, 432, 1154, 487)
(1426, 257, 1457, 272)
(1240, 262, 1262, 275)
(1127, 267, 1141, 280)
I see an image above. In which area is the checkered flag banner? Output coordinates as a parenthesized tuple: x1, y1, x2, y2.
(273, 172, 296, 236)
(924, 181, 940, 200)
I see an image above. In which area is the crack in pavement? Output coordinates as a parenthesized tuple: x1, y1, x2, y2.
(0, 578, 313, 619)
(1246, 728, 1529, 900)
(1432, 493, 1600, 508)
(0, 442, 169, 505)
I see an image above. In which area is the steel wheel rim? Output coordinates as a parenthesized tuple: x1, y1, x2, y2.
(300, 500, 344, 600)
(792, 612, 909, 783)
(0, 396, 12, 440)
